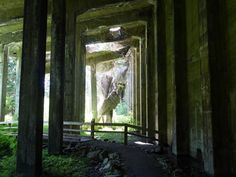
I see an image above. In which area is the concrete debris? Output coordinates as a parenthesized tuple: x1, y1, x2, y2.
(63, 141, 126, 177)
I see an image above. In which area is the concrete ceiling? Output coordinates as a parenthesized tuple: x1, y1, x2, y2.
(0, 0, 24, 23)
(0, 0, 52, 45)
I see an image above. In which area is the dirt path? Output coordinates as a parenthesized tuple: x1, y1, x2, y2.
(86, 140, 171, 177)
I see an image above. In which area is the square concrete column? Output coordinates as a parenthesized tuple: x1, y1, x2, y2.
(147, 12, 158, 139)
(15, 48, 22, 120)
(48, 0, 66, 154)
(16, 0, 48, 176)
(0, 45, 8, 122)
(91, 64, 97, 120)
(157, 0, 168, 145)
(173, 0, 190, 158)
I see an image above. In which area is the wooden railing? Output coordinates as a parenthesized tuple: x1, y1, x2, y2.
(63, 120, 159, 145)
(0, 121, 159, 145)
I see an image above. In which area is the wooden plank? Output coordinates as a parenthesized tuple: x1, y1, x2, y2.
(94, 130, 124, 133)
(93, 122, 126, 126)
(63, 121, 84, 126)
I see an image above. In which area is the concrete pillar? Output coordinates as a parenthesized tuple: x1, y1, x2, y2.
(157, 0, 168, 145)
(198, 0, 214, 175)
(74, 37, 86, 122)
(48, 0, 66, 154)
(140, 38, 147, 135)
(206, 0, 232, 176)
(91, 64, 97, 120)
(173, 0, 190, 158)
(134, 48, 140, 125)
(0, 45, 8, 122)
(147, 8, 158, 139)
(15, 48, 22, 120)
(16, 0, 48, 176)
(64, 0, 77, 121)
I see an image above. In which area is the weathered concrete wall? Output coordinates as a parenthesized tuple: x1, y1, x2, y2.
(165, 0, 213, 174)
(181, 0, 236, 175)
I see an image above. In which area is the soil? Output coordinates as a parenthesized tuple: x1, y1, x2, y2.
(59, 134, 209, 177)
(78, 139, 209, 177)
(75, 139, 170, 177)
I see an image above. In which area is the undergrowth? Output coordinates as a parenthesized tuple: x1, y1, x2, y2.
(42, 152, 89, 177)
(0, 127, 89, 177)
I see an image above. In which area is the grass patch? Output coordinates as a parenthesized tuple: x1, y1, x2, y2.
(95, 132, 124, 143)
(0, 150, 89, 177)
(42, 151, 89, 177)
(0, 127, 90, 177)
(0, 132, 17, 177)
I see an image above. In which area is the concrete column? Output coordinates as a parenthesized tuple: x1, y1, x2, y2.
(0, 45, 8, 122)
(134, 48, 140, 125)
(147, 9, 158, 139)
(15, 48, 22, 120)
(157, 0, 168, 145)
(198, 0, 214, 175)
(74, 37, 86, 122)
(16, 0, 48, 176)
(91, 64, 97, 120)
(206, 0, 232, 176)
(140, 38, 147, 135)
(173, 0, 190, 158)
(48, 0, 66, 155)
(64, 0, 77, 121)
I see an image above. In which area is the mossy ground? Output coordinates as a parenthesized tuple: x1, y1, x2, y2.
(0, 125, 89, 177)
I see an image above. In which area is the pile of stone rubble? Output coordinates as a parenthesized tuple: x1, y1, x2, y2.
(63, 142, 126, 177)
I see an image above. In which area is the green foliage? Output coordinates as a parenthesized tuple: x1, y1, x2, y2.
(115, 102, 128, 115)
(0, 149, 89, 177)
(0, 133, 16, 157)
(42, 152, 89, 177)
(0, 128, 89, 177)
(0, 155, 17, 177)
(0, 133, 17, 177)
(114, 114, 134, 124)
(95, 132, 124, 143)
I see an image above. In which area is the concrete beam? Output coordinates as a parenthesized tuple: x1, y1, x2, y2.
(77, 0, 153, 22)
(0, 20, 52, 48)
(83, 21, 146, 43)
(16, 0, 48, 176)
(86, 51, 121, 65)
